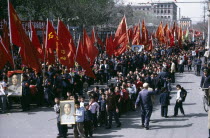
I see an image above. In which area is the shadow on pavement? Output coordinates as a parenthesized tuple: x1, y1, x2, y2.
(151, 118, 189, 123)
(185, 113, 207, 118)
(151, 123, 193, 130)
(178, 82, 195, 84)
(169, 103, 196, 106)
(94, 135, 124, 138)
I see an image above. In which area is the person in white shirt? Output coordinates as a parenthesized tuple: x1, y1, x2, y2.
(0, 76, 8, 113)
(173, 85, 185, 117)
(89, 97, 100, 128)
(73, 101, 85, 138)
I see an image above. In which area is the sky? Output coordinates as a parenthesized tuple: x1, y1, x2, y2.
(122, 0, 206, 23)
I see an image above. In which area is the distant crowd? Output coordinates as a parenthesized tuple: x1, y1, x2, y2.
(0, 39, 208, 138)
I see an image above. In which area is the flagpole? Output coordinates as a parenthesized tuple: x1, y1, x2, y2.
(74, 35, 80, 71)
(75, 35, 80, 61)
(7, 0, 16, 70)
(43, 19, 48, 78)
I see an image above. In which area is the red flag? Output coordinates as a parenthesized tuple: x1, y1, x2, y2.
(142, 20, 148, 45)
(2, 23, 10, 52)
(132, 23, 141, 45)
(0, 37, 13, 69)
(83, 29, 99, 65)
(106, 35, 114, 57)
(146, 36, 153, 51)
(169, 30, 175, 47)
(156, 22, 165, 43)
(178, 27, 183, 47)
(45, 20, 57, 65)
(57, 20, 76, 68)
(76, 38, 96, 79)
(164, 23, 169, 37)
(114, 43, 126, 57)
(115, 16, 127, 38)
(8, 2, 41, 73)
(113, 16, 128, 56)
(31, 23, 44, 60)
(128, 28, 133, 42)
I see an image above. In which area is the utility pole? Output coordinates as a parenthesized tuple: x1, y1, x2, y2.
(204, 5, 206, 40)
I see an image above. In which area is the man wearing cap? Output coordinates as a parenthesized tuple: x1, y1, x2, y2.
(135, 83, 158, 130)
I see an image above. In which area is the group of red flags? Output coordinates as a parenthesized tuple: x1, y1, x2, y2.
(0, 2, 186, 78)
(1, 2, 103, 78)
(156, 22, 184, 48)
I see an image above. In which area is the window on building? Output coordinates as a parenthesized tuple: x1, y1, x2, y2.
(143, 8, 145, 10)
(147, 8, 149, 10)
(157, 10, 159, 13)
(161, 16, 163, 18)
(168, 5, 170, 7)
(164, 10, 167, 13)
(154, 10, 156, 13)
(161, 5, 163, 7)
(168, 10, 170, 13)
(157, 5, 159, 8)
(168, 16, 170, 18)
(165, 16, 167, 18)
(161, 10, 163, 13)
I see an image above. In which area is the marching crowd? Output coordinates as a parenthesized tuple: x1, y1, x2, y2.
(0, 39, 208, 138)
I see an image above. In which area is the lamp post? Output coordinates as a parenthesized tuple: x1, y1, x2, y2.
(208, 1, 210, 136)
(207, 1, 210, 50)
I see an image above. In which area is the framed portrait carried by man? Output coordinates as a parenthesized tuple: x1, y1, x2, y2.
(7, 72, 23, 96)
(60, 100, 75, 124)
(132, 45, 144, 52)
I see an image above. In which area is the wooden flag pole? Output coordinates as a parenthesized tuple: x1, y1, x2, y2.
(7, 0, 16, 70)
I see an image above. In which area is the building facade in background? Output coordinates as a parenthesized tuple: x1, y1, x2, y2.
(132, 2, 177, 22)
(179, 17, 192, 29)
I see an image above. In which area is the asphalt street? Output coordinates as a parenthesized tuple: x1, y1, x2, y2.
(0, 71, 208, 138)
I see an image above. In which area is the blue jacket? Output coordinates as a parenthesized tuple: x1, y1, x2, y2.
(135, 89, 158, 109)
(84, 110, 92, 122)
(200, 75, 210, 88)
(159, 92, 171, 106)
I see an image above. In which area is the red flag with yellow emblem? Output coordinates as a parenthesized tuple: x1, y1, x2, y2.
(45, 20, 57, 65)
(57, 20, 76, 68)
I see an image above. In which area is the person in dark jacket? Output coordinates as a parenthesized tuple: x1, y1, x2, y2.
(200, 69, 210, 98)
(84, 103, 93, 138)
(106, 88, 121, 129)
(43, 73, 54, 107)
(135, 83, 158, 130)
(196, 57, 202, 76)
(159, 87, 171, 118)
(98, 93, 108, 126)
(21, 74, 31, 111)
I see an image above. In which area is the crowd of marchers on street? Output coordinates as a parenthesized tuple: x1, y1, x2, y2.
(1, 38, 209, 138)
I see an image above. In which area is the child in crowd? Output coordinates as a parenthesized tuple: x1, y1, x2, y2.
(54, 97, 67, 138)
(84, 103, 93, 137)
(98, 93, 108, 127)
(80, 96, 85, 108)
(74, 101, 85, 138)
(89, 96, 100, 128)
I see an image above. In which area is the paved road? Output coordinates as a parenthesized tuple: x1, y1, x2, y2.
(0, 72, 208, 138)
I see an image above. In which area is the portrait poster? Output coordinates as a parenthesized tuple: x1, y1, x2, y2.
(60, 100, 75, 125)
(7, 73, 22, 96)
(132, 45, 144, 52)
